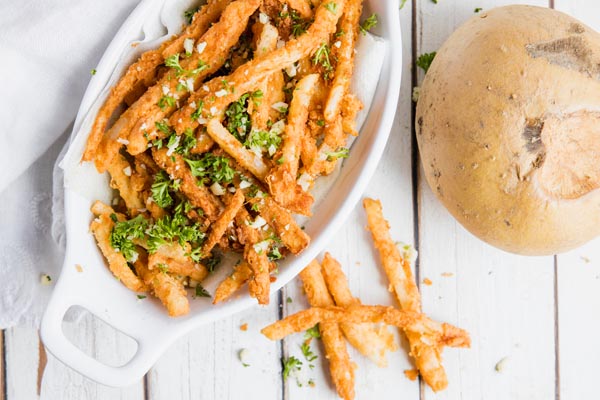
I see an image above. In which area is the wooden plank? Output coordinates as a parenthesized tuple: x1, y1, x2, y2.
(4, 327, 40, 400)
(39, 312, 144, 400)
(550, 4, 600, 399)
(415, 0, 557, 399)
(146, 303, 282, 400)
(283, 1, 419, 398)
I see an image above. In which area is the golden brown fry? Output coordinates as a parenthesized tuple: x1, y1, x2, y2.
(206, 119, 270, 181)
(321, 253, 397, 367)
(136, 260, 190, 317)
(213, 261, 253, 304)
(147, 243, 208, 282)
(246, 244, 272, 305)
(323, 0, 362, 122)
(266, 74, 318, 215)
(202, 189, 245, 255)
(278, 0, 313, 19)
(126, 0, 261, 154)
(262, 305, 471, 349)
(300, 260, 356, 400)
(90, 202, 147, 292)
(106, 154, 144, 211)
(363, 198, 449, 392)
(170, 0, 347, 135)
(251, 195, 310, 254)
(83, 0, 232, 162)
(251, 23, 282, 130)
(152, 147, 222, 220)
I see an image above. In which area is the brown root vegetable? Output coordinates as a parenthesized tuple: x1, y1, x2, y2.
(416, 5, 600, 255)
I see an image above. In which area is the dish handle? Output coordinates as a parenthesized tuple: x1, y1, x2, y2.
(40, 262, 162, 387)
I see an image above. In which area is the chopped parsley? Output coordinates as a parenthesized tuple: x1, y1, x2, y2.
(137, 295, 146, 299)
(325, 147, 349, 161)
(324, 2, 338, 14)
(400, 0, 408, 9)
(204, 254, 222, 272)
(304, 325, 321, 339)
(155, 120, 173, 137)
(184, 7, 199, 24)
(90, 68, 97, 75)
(157, 95, 176, 110)
(185, 152, 236, 185)
(286, 296, 293, 303)
(109, 215, 148, 262)
(359, 14, 378, 35)
(250, 89, 263, 106)
(157, 263, 169, 273)
(283, 356, 303, 381)
(165, 54, 209, 77)
(268, 246, 282, 261)
(416, 52, 437, 73)
(313, 43, 334, 79)
(245, 127, 282, 157)
(146, 203, 205, 252)
(225, 93, 252, 138)
(301, 342, 318, 363)
(194, 285, 211, 298)
(474, 7, 483, 13)
(151, 171, 177, 208)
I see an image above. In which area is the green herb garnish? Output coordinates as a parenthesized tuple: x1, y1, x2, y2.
(359, 14, 378, 35)
(416, 52, 436, 73)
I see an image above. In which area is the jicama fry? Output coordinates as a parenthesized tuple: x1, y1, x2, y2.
(170, 0, 347, 135)
(250, 23, 281, 130)
(127, 0, 261, 154)
(213, 261, 253, 304)
(321, 253, 397, 367)
(261, 305, 471, 349)
(206, 119, 270, 181)
(246, 245, 272, 305)
(83, 0, 232, 162)
(147, 243, 208, 282)
(106, 154, 144, 211)
(135, 258, 190, 317)
(266, 74, 318, 215)
(300, 260, 356, 400)
(201, 189, 245, 255)
(152, 147, 222, 220)
(90, 202, 147, 292)
(363, 198, 449, 392)
(323, 0, 362, 122)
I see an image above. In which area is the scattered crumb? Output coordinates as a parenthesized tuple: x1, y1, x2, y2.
(40, 274, 52, 285)
(75, 264, 84, 273)
(240, 323, 248, 331)
(422, 278, 433, 286)
(308, 379, 316, 388)
(270, 276, 277, 283)
(441, 272, 454, 277)
(404, 369, 418, 381)
(495, 357, 509, 372)
(355, 261, 361, 266)
(581, 256, 591, 263)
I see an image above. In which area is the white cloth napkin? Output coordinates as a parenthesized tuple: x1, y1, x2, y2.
(0, 0, 140, 328)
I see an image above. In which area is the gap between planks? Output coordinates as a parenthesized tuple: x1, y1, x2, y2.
(1, 330, 5, 400)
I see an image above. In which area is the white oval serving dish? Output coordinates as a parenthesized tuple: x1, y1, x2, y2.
(41, 0, 401, 387)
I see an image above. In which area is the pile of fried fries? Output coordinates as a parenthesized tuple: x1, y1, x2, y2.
(261, 198, 471, 397)
(84, 0, 369, 316)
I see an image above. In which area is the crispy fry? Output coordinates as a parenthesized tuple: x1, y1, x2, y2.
(106, 154, 144, 211)
(261, 305, 471, 349)
(136, 260, 190, 317)
(251, 195, 310, 254)
(170, 0, 347, 135)
(202, 189, 245, 255)
(321, 253, 397, 367)
(90, 202, 147, 292)
(83, 0, 232, 162)
(266, 74, 318, 215)
(126, 0, 261, 154)
(213, 261, 253, 303)
(152, 147, 222, 220)
(246, 245, 272, 305)
(323, 0, 362, 122)
(300, 260, 356, 400)
(251, 23, 282, 130)
(363, 198, 449, 391)
(206, 119, 270, 181)
(147, 243, 208, 282)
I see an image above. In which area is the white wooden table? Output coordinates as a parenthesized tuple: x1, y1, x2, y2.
(2, 1, 599, 399)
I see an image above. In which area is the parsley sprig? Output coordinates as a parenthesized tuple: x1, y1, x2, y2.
(313, 43, 334, 79)
(185, 153, 236, 185)
(416, 52, 437, 73)
(359, 14, 378, 35)
(165, 54, 209, 78)
(325, 147, 349, 161)
(109, 215, 148, 262)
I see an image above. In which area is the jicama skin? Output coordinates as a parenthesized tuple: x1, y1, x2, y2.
(321, 253, 397, 367)
(363, 198, 449, 392)
(83, 0, 232, 162)
(90, 202, 147, 292)
(300, 260, 356, 400)
(265, 74, 318, 215)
